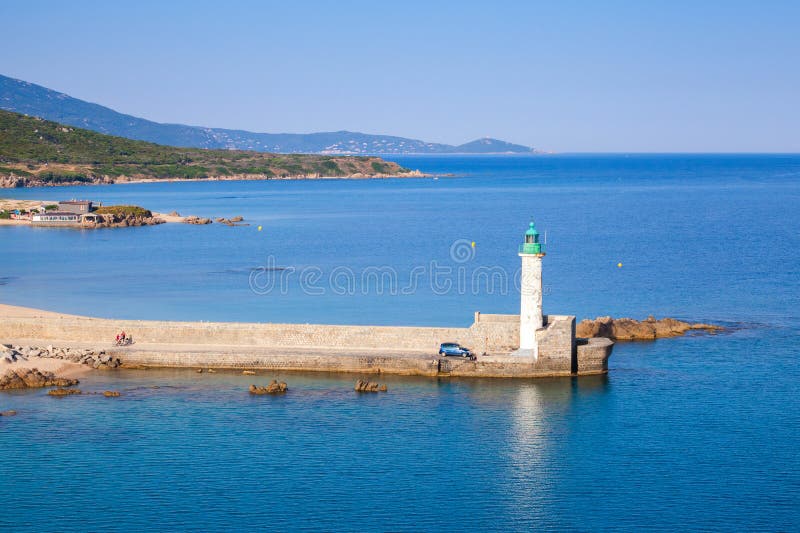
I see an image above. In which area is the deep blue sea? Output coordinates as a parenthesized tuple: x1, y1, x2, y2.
(1, 155, 799, 530)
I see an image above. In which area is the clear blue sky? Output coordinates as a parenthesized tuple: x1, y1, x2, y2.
(1, 0, 798, 152)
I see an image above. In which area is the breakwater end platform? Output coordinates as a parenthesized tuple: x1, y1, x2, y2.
(0, 305, 612, 378)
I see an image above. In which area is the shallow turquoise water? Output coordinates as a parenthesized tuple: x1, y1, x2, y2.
(1, 155, 799, 530)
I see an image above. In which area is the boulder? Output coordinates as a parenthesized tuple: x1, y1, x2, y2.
(0, 368, 79, 390)
(103, 391, 121, 397)
(354, 380, 388, 392)
(0, 410, 17, 416)
(230, 216, 244, 222)
(249, 380, 288, 394)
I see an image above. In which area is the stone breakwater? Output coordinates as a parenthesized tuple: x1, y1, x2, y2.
(0, 305, 614, 378)
(577, 316, 723, 341)
(2, 344, 122, 369)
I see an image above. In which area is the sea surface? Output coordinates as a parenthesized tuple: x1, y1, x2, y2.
(1, 154, 799, 530)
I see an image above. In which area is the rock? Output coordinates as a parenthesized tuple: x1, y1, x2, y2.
(102, 391, 121, 397)
(196, 369, 203, 373)
(242, 370, 256, 375)
(184, 216, 212, 225)
(48, 388, 82, 396)
(230, 216, 243, 222)
(169, 211, 180, 216)
(0, 410, 17, 416)
(576, 316, 724, 341)
(0, 368, 79, 390)
(354, 380, 388, 392)
(249, 380, 288, 394)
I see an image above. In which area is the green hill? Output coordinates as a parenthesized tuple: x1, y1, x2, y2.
(0, 109, 411, 187)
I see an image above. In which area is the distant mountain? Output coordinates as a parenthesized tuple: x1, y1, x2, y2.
(0, 74, 534, 154)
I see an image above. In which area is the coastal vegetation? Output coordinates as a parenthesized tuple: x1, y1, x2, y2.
(94, 205, 153, 218)
(0, 109, 411, 187)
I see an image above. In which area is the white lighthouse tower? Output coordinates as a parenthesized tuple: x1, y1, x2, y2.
(518, 221, 545, 357)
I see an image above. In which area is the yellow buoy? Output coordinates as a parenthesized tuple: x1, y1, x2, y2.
(617, 262, 623, 268)
(471, 241, 476, 248)
(258, 226, 262, 231)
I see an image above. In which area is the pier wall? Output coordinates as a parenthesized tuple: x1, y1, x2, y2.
(0, 313, 519, 353)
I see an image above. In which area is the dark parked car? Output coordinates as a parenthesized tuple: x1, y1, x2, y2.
(439, 342, 473, 358)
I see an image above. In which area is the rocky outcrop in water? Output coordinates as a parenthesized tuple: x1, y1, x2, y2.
(249, 380, 288, 394)
(1, 344, 121, 369)
(576, 316, 723, 341)
(48, 388, 82, 396)
(184, 216, 212, 225)
(0, 368, 79, 390)
(0, 410, 18, 416)
(214, 216, 246, 226)
(354, 380, 387, 392)
(83, 213, 165, 228)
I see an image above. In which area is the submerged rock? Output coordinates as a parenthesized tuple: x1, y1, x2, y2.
(103, 390, 121, 397)
(576, 316, 723, 341)
(354, 380, 388, 392)
(0, 410, 17, 416)
(48, 388, 82, 396)
(249, 380, 288, 394)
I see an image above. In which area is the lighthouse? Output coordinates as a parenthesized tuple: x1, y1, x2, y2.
(518, 221, 545, 356)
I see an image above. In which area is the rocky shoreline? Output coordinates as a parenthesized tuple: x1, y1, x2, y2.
(0, 368, 79, 390)
(83, 213, 165, 228)
(0, 170, 426, 189)
(2, 344, 122, 370)
(576, 316, 723, 341)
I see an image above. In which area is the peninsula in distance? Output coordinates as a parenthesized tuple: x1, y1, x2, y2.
(0, 109, 413, 188)
(0, 74, 535, 155)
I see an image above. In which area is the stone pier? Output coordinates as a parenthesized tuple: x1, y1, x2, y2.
(0, 305, 612, 378)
